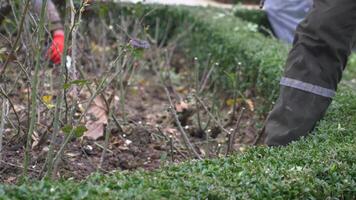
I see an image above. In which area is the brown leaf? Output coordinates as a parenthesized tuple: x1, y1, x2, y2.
(245, 99, 255, 111)
(31, 131, 40, 149)
(84, 96, 108, 140)
(5, 176, 17, 184)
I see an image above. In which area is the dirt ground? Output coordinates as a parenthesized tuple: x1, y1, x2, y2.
(0, 54, 260, 184)
(0, 12, 261, 183)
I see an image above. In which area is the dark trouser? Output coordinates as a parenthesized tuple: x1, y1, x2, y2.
(264, 0, 356, 146)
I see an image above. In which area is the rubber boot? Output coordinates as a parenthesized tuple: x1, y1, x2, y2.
(264, 86, 332, 146)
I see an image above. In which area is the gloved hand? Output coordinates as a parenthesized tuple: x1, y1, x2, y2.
(47, 30, 65, 64)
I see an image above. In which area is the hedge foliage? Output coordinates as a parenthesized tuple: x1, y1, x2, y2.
(233, 5, 271, 32)
(1, 3, 355, 199)
(230, 0, 261, 4)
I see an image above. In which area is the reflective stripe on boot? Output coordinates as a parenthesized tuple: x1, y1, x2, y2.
(280, 77, 336, 98)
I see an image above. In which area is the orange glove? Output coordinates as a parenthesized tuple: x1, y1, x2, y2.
(47, 30, 65, 64)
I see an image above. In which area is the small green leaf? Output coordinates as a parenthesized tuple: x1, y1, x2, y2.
(63, 79, 90, 90)
(62, 125, 73, 134)
(74, 125, 87, 138)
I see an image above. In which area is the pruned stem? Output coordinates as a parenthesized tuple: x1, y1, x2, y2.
(226, 108, 245, 156)
(22, 0, 48, 180)
(164, 87, 202, 160)
(0, 99, 9, 167)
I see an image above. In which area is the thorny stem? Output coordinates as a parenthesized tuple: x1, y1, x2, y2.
(67, 0, 86, 125)
(98, 89, 115, 169)
(43, 18, 72, 180)
(22, 0, 48, 181)
(118, 57, 129, 124)
(164, 87, 202, 160)
(226, 108, 245, 156)
(170, 136, 174, 162)
(0, 87, 21, 136)
(0, 100, 9, 167)
(99, 124, 110, 169)
(44, 0, 88, 179)
(0, 0, 31, 77)
(194, 58, 203, 131)
(230, 64, 241, 124)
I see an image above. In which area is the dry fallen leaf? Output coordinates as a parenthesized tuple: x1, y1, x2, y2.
(31, 131, 40, 149)
(5, 176, 16, 184)
(245, 99, 255, 111)
(84, 96, 108, 140)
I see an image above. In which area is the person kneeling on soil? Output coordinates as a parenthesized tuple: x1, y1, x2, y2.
(0, 0, 65, 64)
(261, 0, 356, 146)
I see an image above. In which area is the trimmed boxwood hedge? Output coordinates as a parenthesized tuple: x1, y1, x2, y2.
(233, 5, 271, 32)
(1, 4, 355, 199)
(216, 0, 261, 4)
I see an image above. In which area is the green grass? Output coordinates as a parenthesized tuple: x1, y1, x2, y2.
(1, 4, 355, 199)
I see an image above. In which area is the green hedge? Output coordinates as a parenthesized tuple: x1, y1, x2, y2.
(233, 6, 272, 34)
(103, 3, 288, 112)
(229, 0, 261, 4)
(1, 4, 355, 199)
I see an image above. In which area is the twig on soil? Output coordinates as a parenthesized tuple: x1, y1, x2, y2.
(1, 160, 40, 173)
(164, 87, 202, 160)
(94, 142, 113, 154)
(226, 108, 245, 156)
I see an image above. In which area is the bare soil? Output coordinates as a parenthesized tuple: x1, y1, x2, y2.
(0, 24, 260, 184)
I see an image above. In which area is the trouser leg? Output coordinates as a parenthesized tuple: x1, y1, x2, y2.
(32, 0, 63, 31)
(264, 0, 356, 146)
